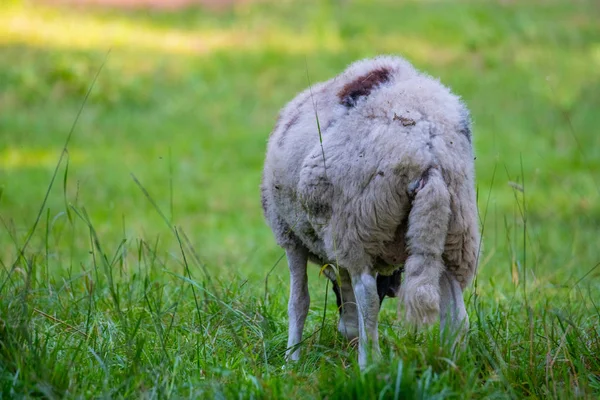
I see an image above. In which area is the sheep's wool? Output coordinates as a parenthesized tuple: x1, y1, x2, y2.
(261, 55, 480, 326)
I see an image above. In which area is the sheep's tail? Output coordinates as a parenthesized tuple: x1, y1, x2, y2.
(400, 167, 450, 325)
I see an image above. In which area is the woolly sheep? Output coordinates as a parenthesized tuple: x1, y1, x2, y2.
(261, 55, 480, 369)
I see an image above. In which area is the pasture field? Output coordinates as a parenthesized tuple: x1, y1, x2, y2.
(0, 0, 599, 397)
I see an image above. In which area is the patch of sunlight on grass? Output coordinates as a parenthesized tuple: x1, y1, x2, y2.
(0, 147, 85, 169)
(377, 34, 461, 66)
(1, 3, 473, 69)
(0, 4, 343, 55)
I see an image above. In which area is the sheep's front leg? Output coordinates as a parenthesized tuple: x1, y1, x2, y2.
(285, 246, 309, 362)
(439, 270, 468, 350)
(350, 270, 381, 369)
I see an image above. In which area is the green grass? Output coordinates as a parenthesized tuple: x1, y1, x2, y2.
(1, 0, 599, 397)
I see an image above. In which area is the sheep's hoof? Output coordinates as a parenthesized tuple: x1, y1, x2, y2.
(285, 351, 300, 363)
(338, 317, 359, 340)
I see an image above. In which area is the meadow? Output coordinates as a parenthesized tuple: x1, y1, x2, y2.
(0, 0, 599, 397)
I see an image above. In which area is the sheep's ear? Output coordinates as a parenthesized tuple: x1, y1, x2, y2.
(458, 104, 472, 143)
(338, 68, 391, 108)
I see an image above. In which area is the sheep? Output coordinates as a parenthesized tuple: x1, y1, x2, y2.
(261, 55, 480, 369)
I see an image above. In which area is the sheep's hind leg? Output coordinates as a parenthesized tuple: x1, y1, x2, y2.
(350, 270, 381, 369)
(285, 246, 310, 362)
(334, 269, 359, 340)
(439, 270, 468, 352)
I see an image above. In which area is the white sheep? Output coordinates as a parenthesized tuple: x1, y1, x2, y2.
(261, 55, 480, 369)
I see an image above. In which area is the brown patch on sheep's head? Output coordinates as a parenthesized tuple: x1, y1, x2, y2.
(338, 67, 391, 108)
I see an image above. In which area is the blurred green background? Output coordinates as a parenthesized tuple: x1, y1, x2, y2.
(1, 0, 598, 285)
(1, 0, 599, 397)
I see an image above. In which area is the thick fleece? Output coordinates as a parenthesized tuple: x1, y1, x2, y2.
(261, 55, 480, 366)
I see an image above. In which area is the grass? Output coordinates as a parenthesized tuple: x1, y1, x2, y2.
(0, 0, 599, 397)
